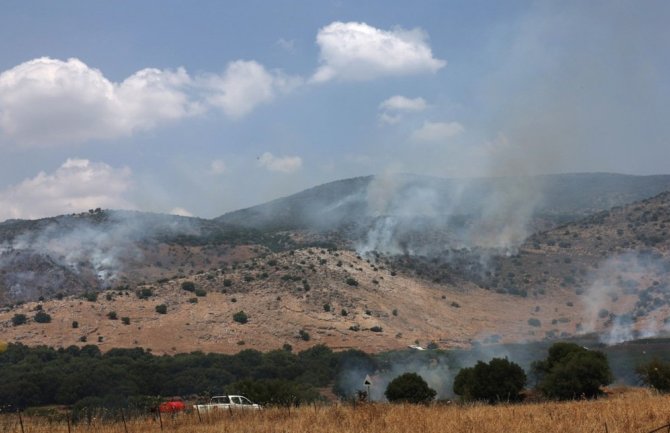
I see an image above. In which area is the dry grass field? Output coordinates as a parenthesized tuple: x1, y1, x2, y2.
(4, 389, 670, 433)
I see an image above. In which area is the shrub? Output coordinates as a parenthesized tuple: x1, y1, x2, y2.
(233, 311, 248, 324)
(194, 289, 207, 297)
(121, 317, 130, 325)
(11, 313, 27, 326)
(136, 288, 153, 300)
(299, 329, 310, 341)
(181, 281, 196, 292)
(323, 303, 331, 312)
(188, 297, 198, 304)
(223, 279, 233, 287)
(107, 311, 118, 320)
(341, 309, 348, 316)
(392, 309, 398, 316)
(155, 304, 167, 314)
(453, 358, 526, 403)
(82, 292, 98, 302)
(637, 358, 670, 392)
(370, 326, 383, 333)
(385, 372, 436, 404)
(528, 318, 541, 327)
(346, 277, 359, 286)
(34, 311, 52, 323)
(533, 342, 612, 400)
(72, 321, 79, 329)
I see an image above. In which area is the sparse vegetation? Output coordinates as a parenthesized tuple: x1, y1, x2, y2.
(233, 310, 248, 324)
(155, 304, 167, 314)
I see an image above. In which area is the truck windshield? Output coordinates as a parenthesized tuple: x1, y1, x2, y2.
(240, 397, 252, 405)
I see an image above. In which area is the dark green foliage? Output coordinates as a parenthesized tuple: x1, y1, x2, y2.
(34, 311, 52, 323)
(194, 289, 207, 297)
(0, 343, 345, 410)
(345, 277, 359, 286)
(136, 288, 153, 300)
(11, 314, 27, 326)
(299, 329, 310, 341)
(233, 311, 248, 324)
(453, 358, 526, 403)
(107, 311, 118, 320)
(181, 281, 196, 292)
(323, 303, 331, 312)
(385, 372, 436, 404)
(155, 304, 167, 314)
(636, 358, 670, 392)
(533, 342, 612, 400)
(223, 279, 233, 287)
(72, 321, 79, 328)
(82, 292, 98, 302)
(528, 318, 541, 327)
(370, 326, 383, 333)
(121, 317, 130, 325)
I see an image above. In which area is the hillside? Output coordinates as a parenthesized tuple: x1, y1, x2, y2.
(0, 174, 669, 354)
(2, 187, 669, 354)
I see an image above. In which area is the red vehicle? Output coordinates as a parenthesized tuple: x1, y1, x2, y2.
(159, 397, 186, 413)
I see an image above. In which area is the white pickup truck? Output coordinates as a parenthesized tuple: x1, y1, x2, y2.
(194, 395, 262, 412)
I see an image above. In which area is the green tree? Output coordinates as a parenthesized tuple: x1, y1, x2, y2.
(636, 358, 670, 392)
(534, 342, 612, 400)
(233, 311, 248, 324)
(453, 358, 526, 403)
(34, 311, 52, 323)
(385, 372, 436, 404)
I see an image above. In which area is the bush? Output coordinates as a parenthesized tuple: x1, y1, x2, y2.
(181, 281, 196, 292)
(194, 289, 207, 297)
(34, 311, 52, 323)
(533, 342, 612, 400)
(323, 303, 331, 312)
(136, 288, 153, 300)
(121, 317, 130, 325)
(11, 313, 27, 326)
(233, 311, 248, 324)
(370, 326, 383, 333)
(82, 292, 98, 302)
(385, 372, 436, 404)
(345, 277, 359, 286)
(453, 358, 526, 403)
(72, 321, 79, 328)
(528, 318, 541, 327)
(107, 311, 117, 320)
(155, 304, 167, 314)
(637, 358, 670, 392)
(223, 279, 233, 287)
(299, 329, 310, 341)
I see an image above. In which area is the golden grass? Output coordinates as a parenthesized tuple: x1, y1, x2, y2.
(5, 389, 670, 433)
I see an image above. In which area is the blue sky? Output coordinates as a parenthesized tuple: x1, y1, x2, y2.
(0, 0, 668, 220)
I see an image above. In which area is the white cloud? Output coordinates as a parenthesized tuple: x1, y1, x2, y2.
(169, 207, 194, 217)
(257, 152, 302, 173)
(312, 21, 446, 82)
(203, 60, 302, 119)
(379, 96, 427, 112)
(378, 95, 428, 124)
(0, 57, 200, 146)
(276, 38, 296, 53)
(209, 159, 227, 175)
(0, 158, 134, 221)
(411, 121, 464, 142)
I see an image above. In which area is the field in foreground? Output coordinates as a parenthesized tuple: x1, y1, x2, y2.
(4, 389, 670, 433)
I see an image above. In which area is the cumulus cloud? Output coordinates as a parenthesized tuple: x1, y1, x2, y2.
(411, 121, 464, 142)
(0, 57, 200, 146)
(0, 158, 134, 221)
(380, 95, 427, 112)
(312, 21, 445, 82)
(379, 95, 427, 124)
(257, 152, 303, 173)
(203, 60, 302, 119)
